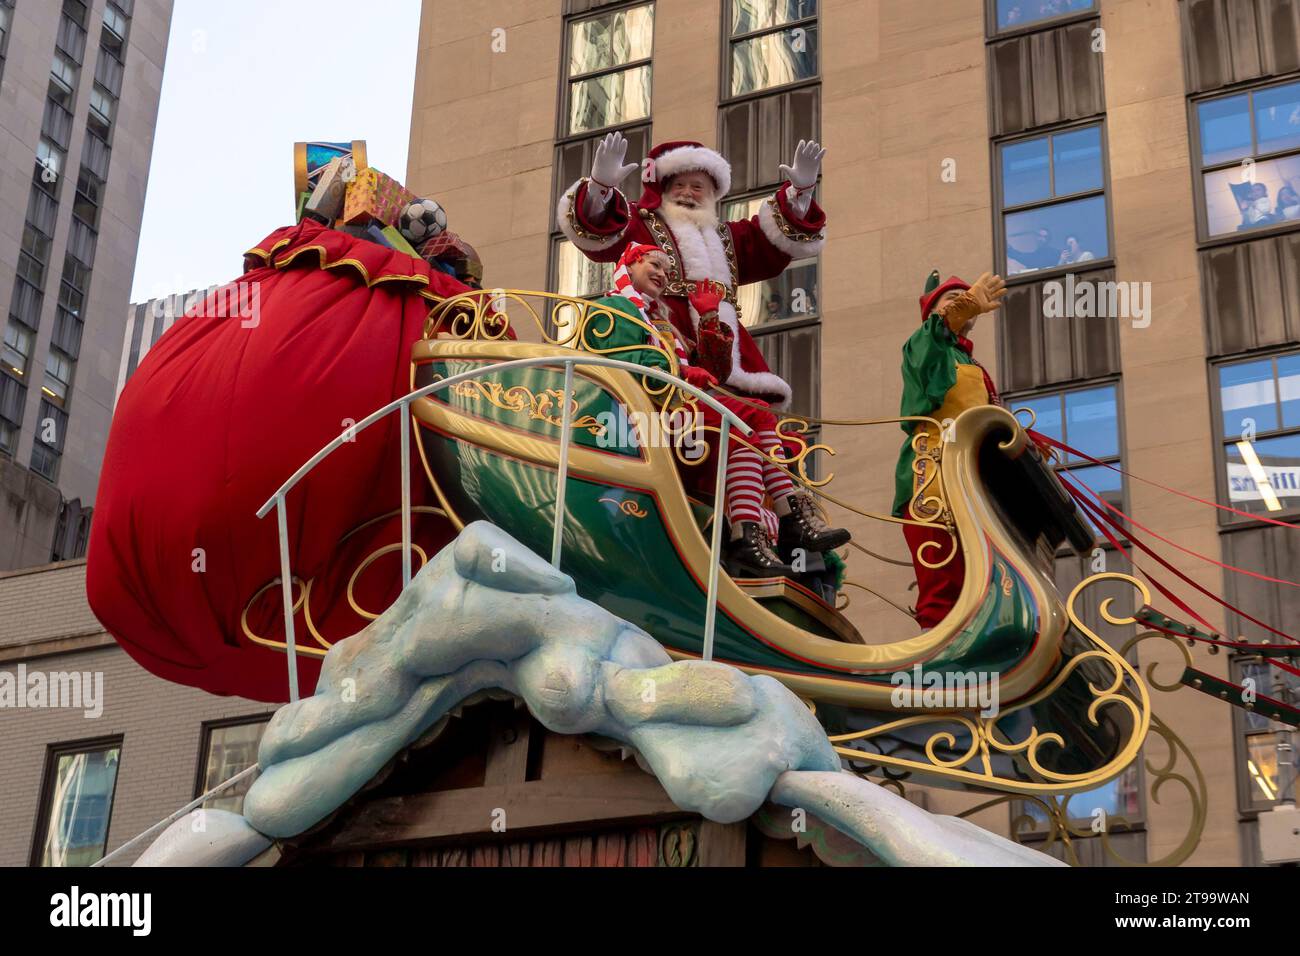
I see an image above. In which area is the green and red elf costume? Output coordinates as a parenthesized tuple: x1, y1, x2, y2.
(893, 270, 1003, 628)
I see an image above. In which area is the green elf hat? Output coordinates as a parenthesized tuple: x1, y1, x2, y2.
(919, 269, 970, 322)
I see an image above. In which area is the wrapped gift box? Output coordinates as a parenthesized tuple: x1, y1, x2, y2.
(342, 168, 418, 228)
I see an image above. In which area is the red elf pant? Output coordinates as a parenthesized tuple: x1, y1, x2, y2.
(902, 521, 965, 629)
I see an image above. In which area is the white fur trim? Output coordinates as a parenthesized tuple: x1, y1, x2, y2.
(660, 209, 732, 284)
(758, 194, 826, 258)
(556, 180, 624, 252)
(652, 145, 732, 197)
(716, 301, 793, 410)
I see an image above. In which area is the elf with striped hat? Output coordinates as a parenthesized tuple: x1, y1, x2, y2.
(893, 268, 1007, 629)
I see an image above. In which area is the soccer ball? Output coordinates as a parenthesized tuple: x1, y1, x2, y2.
(399, 198, 447, 244)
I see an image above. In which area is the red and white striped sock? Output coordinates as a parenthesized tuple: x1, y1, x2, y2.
(754, 429, 796, 501)
(725, 443, 766, 531)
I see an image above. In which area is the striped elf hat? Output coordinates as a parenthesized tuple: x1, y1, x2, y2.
(610, 243, 662, 319)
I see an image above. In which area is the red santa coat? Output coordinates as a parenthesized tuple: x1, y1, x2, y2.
(557, 177, 827, 409)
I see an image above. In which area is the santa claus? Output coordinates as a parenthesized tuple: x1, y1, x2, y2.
(557, 131, 828, 408)
(558, 132, 847, 565)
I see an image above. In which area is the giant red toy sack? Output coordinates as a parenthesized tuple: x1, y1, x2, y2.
(87, 219, 471, 701)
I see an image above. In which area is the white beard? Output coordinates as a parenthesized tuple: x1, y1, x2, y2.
(660, 198, 720, 231)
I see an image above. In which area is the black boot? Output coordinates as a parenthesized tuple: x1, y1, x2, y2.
(726, 521, 795, 579)
(778, 492, 851, 554)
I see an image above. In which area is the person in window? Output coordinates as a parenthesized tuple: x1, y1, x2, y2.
(1237, 181, 1277, 230)
(893, 269, 1007, 630)
(1275, 184, 1300, 221)
(1013, 227, 1059, 273)
(1057, 234, 1095, 266)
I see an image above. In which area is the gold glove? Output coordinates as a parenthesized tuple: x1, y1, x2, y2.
(940, 271, 1007, 330)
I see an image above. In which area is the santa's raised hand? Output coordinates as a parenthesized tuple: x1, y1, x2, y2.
(779, 139, 827, 191)
(591, 131, 639, 190)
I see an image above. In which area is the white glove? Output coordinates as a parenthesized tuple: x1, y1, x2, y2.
(584, 131, 640, 221)
(778, 139, 826, 190)
(591, 130, 638, 189)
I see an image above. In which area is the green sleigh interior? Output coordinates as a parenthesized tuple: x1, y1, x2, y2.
(408, 332, 1142, 796)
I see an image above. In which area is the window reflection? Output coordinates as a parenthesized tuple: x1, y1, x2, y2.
(1010, 384, 1122, 534)
(1219, 359, 1279, 435)
(1005, 194, 1108, 275)
(554, 239, 613, 300)
(1199, 94, 1253, 166)
(1021, 764, 1141, 828)
(1002, 137, 1051, 207)
(730, 22, 817, 96)
(995, 0, 1097, 31)
(723, 196, 819, 326)
(732, 0, 817, 35)
(1253, 81, 1300, 156)
(1202, 159, 1300, 237)
(999, 125, 1108, 276)
(1224, 434, 1300, 513)
(569, 64, 652, 136)
(1217, 352, 1300, 516)
(38, 745, 120, 867)
(200, 721, 267, 815)
(568, 3, 654, 76)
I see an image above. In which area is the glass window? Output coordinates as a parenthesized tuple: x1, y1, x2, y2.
(1216, 352, 1300, 517)
(1010, 382, 1123, 530)
(553, 238, 614, 301)
(51, 51, 77, 92)
(100, 3, 126, 59)
(568, 3, 652, 75)
(1234, 658, 1300, 810)
(198, 719, 267, 814)
(36, 137, 65, 183)
(89, 85, 113, 128)
(1004, 195, 1109, 275)
(1196, 81, 1300, 239)
(35, 743, 121, 866)
(1001, 137, 1051, 207)
(568, 64, 652, 136)
(44, 349, 71, 404)
(1199, 94, 1253, 166)
(723, 194, 819, 327)
(1051, 126, 1104, 195)
(993, 0, 1097, 32)
(102, 3, 127, 41)
(3, 319, 33, 376)
(999, 125, 1109, 276)
(564, 3, 653, 137)
(727, 0, 817, 100)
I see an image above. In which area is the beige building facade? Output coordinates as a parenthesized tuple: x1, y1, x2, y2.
(408, 0, 1300, 865)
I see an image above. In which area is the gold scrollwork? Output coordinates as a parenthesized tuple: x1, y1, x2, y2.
(449, 379, 608, 438)
(424, 288, 707, 459)
(598, 496, 649, 518)
(828, 572, 1154, 795)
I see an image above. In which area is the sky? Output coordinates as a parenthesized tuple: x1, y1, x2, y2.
(129, 0, 422, 302)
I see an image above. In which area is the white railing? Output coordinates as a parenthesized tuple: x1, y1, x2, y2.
(96, 356, 749, 867)
(254, 355, 753, 702)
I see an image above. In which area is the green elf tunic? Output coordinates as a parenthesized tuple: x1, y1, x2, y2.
(581, 293, 679, 377)
(891, 309, 991, 519)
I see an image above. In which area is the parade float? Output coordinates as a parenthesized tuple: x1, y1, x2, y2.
(85, 140, 1299, 867)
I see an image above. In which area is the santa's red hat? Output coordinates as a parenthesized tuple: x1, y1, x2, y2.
(638, 141, 732, 210)
(918, 269, 970, 322)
